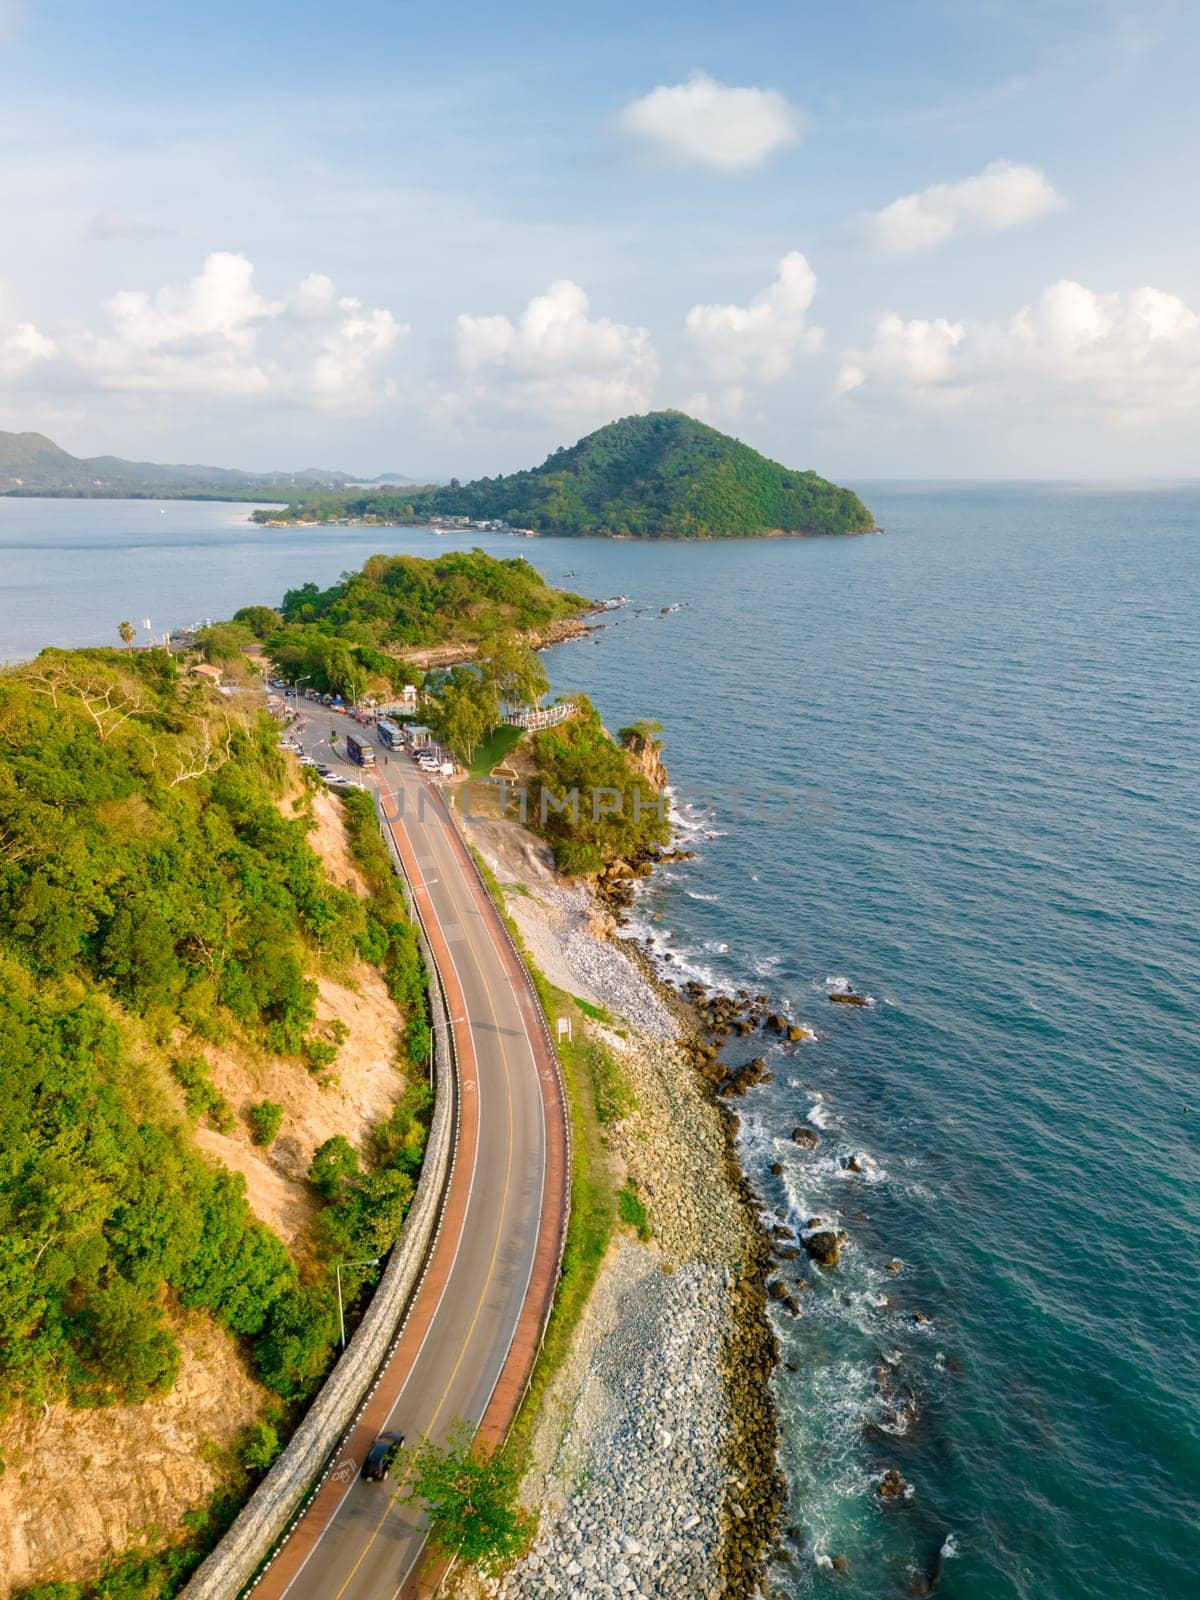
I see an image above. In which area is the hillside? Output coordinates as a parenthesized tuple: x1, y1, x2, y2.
(254, 549, 589, 699)
(0, 649, 430, 1595)
(255, 412, 874, 538)
(0, 429, 430, 499)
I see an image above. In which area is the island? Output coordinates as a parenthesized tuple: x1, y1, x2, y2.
(251, 410, 875, 539)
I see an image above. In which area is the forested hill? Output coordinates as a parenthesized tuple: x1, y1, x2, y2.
(255, 412, 875, 538)
(0, 647, 429, 1587)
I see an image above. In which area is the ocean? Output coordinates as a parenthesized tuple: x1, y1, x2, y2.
(2, 487, 1197, 1598)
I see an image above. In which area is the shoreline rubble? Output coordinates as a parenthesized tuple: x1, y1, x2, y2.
(456, 816, 783, 1600)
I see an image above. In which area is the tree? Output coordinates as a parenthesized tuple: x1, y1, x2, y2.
(428, 667, 495, 762)
(399, 1423, 534, 1574)
(308, 1135, 360, 1199)
(117, 620, 135, 650)
(232, 604, 282, 639)
(479, 631, 548, 713)
(253, 1285, 339, 1400)
(69, 1278, 181, 1403)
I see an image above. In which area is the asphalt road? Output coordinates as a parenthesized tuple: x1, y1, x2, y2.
(261, 706, 557, 1600)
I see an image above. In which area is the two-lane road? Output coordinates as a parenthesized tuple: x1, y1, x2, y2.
(256, 709, 567, 1600)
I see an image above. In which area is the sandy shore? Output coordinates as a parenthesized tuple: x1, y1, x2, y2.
(455, 815, 781, 1600)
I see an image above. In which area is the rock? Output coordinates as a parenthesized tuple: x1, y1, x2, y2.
(768, 1161, 783, 1177)
(801, 1228, 845, 1268)
(887, 1259, 903, 1274)
(790, 1126, 819, 1149)
(907, 1576, 932, 1596)
(831, 1554, 850, 1572)
(829, 991, 869, 1007)
(786, 1026, 806, 1042)
(876, 1468, 910, 1500)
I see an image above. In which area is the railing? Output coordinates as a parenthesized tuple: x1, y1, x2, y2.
(501, 702, 576, 731)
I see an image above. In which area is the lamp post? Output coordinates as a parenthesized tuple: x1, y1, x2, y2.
(334, 1256, 381, 1349)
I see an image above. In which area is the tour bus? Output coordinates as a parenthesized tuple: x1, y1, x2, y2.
(376, 718, 404, 751)
(344, 733, 376, 768)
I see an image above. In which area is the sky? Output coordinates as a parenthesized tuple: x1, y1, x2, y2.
(2, 0, 1199, 479)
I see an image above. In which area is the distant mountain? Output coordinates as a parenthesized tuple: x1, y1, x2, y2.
(307, 411, 874, 539)
(0, 430, 431, 498)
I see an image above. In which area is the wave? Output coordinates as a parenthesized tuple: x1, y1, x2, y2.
(806, 1098, 834, 1130)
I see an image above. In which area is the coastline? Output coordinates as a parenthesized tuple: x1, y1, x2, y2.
(453, 811, 782, 1599)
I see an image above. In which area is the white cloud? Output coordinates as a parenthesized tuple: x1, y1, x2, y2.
(685, 250, 822, 382)
(0, 252, 405, 408)
(837, 279, 1200, 421)
(452, 279, 657, 423)
(862, 159, 1064, 255)
(0, 284, 56, 373)
(618, 71, 800, 172)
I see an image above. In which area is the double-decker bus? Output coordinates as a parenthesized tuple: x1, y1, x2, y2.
(345, 733, 376, 768)
(376, 718, 403, 750)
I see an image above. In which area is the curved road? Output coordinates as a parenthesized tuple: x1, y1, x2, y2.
(255, 708, 567, 1600)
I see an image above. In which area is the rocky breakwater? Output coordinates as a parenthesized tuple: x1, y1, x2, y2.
(456, 825, 781, 1600)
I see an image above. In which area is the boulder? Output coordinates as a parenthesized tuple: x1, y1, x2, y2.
(791, 1126, 819, 1149)
(829, 991, 869, 1006)
(876, 1468, 910, 1500)
(802, 1225, 846, 1267)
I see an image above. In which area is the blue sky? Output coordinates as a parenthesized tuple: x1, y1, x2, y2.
(2, 0, 1198, 476)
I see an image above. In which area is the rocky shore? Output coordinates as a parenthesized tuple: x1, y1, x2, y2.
(457, 816, 782, 1600)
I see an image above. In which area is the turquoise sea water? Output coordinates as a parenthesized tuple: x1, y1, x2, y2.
(2, 488, 1197, 1598)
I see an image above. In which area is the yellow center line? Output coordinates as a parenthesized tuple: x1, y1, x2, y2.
(329, 775, 518, 1600)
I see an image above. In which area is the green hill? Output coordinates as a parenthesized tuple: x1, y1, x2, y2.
(265, 412, 874, 538)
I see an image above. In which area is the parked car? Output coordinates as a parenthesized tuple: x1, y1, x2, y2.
(362, 1431, 404, 1482)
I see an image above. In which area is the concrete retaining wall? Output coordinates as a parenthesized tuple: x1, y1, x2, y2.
(181, 796, 457, 1600)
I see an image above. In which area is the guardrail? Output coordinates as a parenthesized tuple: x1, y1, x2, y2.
(181, 794, 459, 1600)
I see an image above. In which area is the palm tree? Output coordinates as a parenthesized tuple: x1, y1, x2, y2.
(117, 621, 135, 651)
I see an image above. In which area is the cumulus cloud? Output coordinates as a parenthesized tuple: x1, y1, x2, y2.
(685, 251, 821, 383)
(618, 71, 799, 171)
(837, 279, 1200, 421)
(0, 285, 56, 374)
(862, 160, 1064, 255)
(452, 279, 657, 422)
(0, 252, 405, 407)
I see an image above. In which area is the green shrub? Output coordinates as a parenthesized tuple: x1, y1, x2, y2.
(170, 1055, 234, 1133)
(617, 1181, 651, 1242)
(247, 1100, 284, 1147)
(239, 1417, 281, 1473)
